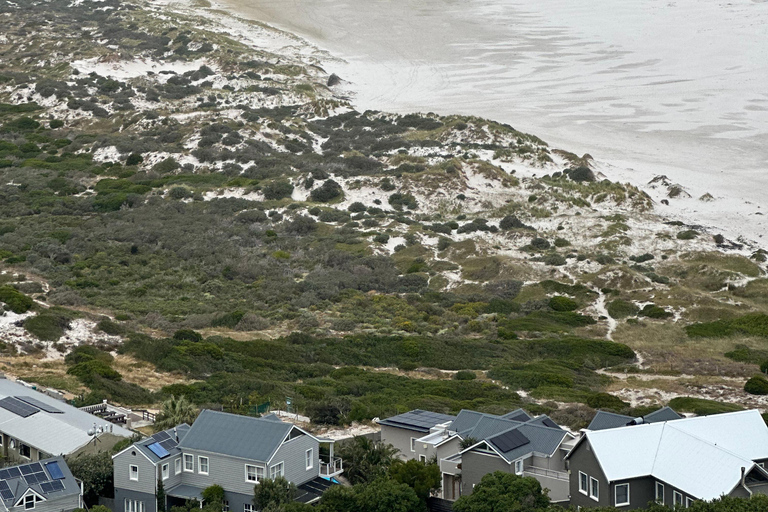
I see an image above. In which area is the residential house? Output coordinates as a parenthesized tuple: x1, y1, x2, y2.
(378, 408, 575, 503)
(0, 378, 133, 462)
(113, 410, 342, 512)
(566, 409, 768, 509)
(0, 456, 83, 512)
(586, 406, 682, 431)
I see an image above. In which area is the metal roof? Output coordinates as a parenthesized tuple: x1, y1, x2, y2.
(572, 410, 768, 500)
(485, 422, 568, 462)
(0, 456, 78, 507)
(500, 409, 533, 422)
(134, 424, 191, 465)
(178, 410, 293, 463)
(377, 410, 456, 433)
(165, 484, 203, 501)
(587, 406, 682, 431)
(0, 379, 132, 455)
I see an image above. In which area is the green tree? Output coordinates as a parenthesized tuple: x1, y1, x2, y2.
(388, 459, 441, 504)
(355, 478, 421, 512)
(155, 395, 199, 432)
(335, 437, 399, 485)
(157, 478, 166, 512)
(452, 472, 550, 512)
(66, 452, 114, 506)
(201, 485, 225, 507)
(317, 485, 357, 512)
(254, 477, 296, 510)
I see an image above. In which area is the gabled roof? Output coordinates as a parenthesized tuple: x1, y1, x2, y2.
(133, 424, 191, 465)
(178, 410, 295, 463)
(587, 406, 682, 431)
(500, 408, 533, 422)
(0, 379, 132, 455)
(377, 410, 456, 433)
(568, 410, 768, 500)
(484, 422, 568, 463)
(0, 456, 79, 508)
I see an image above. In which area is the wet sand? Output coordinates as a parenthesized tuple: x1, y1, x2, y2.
(214, 0, 768, 242)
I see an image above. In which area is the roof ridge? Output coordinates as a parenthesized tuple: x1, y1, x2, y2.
(649, 422, 665, 474)
(665, 422, 757, 462)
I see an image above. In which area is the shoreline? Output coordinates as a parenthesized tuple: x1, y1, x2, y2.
(162, 0, 766, 249)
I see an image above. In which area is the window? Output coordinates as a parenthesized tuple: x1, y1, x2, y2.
(246, 464, 264, 483)
(410, 438, 416, 452)
(514, 459, 523, 475)
(686, 497, 695, 508)
(589, 477, 599, 501)
(419, 454, 427, 463)
(579, 472, 588, 495)
(175, 458, 181, 475)
(24, 495, 36, 510)
(655, 482, 664, 503)
(184, 454, 194, 472)
(129, 465, 139, 481)
(162, 464, 169, 480)
(244, 505, 254, 512)
(20, 443, 31, 458)
(199, 456, 209, 475)
(222, 502, 229, 512)
(124, 499, 145, 512)
(270, 462, 284, 480)
(306, 449, 313, 470)
(615, 483, 629, 506)
(673, 491, 683, 507)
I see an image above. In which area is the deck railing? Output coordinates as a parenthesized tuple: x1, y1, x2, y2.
(320, 457, 343, 477)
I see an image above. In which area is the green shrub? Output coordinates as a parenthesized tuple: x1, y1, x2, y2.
(24, 310, 73, 341)
(0, 286, 34, 314)
(211, 311, 245, 329)
(677, 230, 698, 240)
(310, 180, 343, 202)
(49, 119, 64, 129)
(686, 314, 768, 339)
(639, 304, 672, 319)
(65, 345, 114, 366)
(586, 392, 627, 411)
(388, 192, 418, 211)
(724, 345, 768, 365)
(499, 216, 533, 231)
(173, 329, 203, 342)
(68, 360, 122, 384)
(96, 318, 125, 336)
(453, 371, 477, 381)
(606, 299, 639, 319)
(744, 376, 768, 395)
(126, 153, 143, 166)
(549, 296, 578, 312)
(263, 180, 294, 200)
(373, 233, 390, 244)
(529, 238, 550, 250)
(668, 397, 743, 415)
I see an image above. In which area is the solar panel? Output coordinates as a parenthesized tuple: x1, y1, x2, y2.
(6, 468, 20, 478)
(0, 490, 12, 500)
(29, 463, 42, 473)
(20, 465, 34, 476)
(542, 418, 559, 429)
(0, 470, 9, 480)
(490, 429, 530, 453)
(40, 482, 54, 494)
(51, 481, 65, 492)
(147, 442, 170, 459)
(45, 461, 65, 480)
(159, 439, 177, 451)
(15, 396, 63, 414)
(0, 482, 9, 492)
(0, 397, 39, 418)
(152, 431, 171, 442)
(25, 472, 46, 485)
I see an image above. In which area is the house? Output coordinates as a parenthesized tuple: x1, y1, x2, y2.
(0, 378, 133, 462)
(586, 406, 682, 431)
(0, 456, 83, 512)
(378, 408, 575, 503)
(113, 410, 342, 512)
(566, 409, 768, 509)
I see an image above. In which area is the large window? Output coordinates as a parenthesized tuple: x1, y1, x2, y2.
(175, 458, 182, 475)
(615, 483, 629, 506)
(244, 505, 254, 512)
(20, 443, 31, 458)
(514, 460, 523, 475)
(124, 499, 145, 512)
(579, 472, 588, 495)
(686, 497, 695, 508)
(589, 477, 599, 501)
(184, 454, 194, 472)
(655, 482, 664, 503)
(199, 456, 209, 475)
(270, 462, 285, 480)
(129, 465, 139, 481)
(673, 491, 683, 507)
(24, 495, 36, 510)
(245, 464, 264, 483)
(162, 464, 169, 480)
(306, 449, 313, 470)
(410, 438, 416, 452)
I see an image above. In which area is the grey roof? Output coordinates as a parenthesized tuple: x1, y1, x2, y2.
(135, 424, 191, 464)
(377, 410, 456, 433)
(0, 456, 79, 508)
(486, 423, 568, 462)
(587, 406, 682, 431)
(0, 379, 132, 455)
(500, 409, 533, 422)
(461, 415, 523, 441)
(178, 410, 293, 463)
(165, 484, 203, 501)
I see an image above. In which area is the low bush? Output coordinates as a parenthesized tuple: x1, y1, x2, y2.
(310, 180, 343, 202)
(606, 299, 639, 319)
(686, 314, 768, 339)
(668, 397, 743, 415)
(24, 310, 74, 341)
(453, 370, 476, 381)
(744, 376, 768, 395)
(0, 286, 34, 313)
(549, 296, 578, 312)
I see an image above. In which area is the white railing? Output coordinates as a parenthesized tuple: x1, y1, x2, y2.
(523, 466, 569, 481)
(320, 457, 343, 477)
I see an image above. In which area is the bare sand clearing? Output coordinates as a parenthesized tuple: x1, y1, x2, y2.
(205, 0, 767, 244)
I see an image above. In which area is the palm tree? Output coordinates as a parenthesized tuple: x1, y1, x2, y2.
(336, 437, 399, 485)
(154, 395, 198, 432)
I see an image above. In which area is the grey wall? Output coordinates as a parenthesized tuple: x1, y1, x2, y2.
(114, 449, 157, 496)
(114, 488, 156, 512)
(220, 490, 252, 512)
(380, 425, 425, 461)
(435, 438, 461, 463)
(460, 450, 512, 494)
(269, 432, 318, 486)
(567, 439, 610, 508)
(160, 456, 183, 490)
(177, 448, 261, 496)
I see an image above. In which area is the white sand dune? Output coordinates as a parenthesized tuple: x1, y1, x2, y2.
(204, 0, 768, 244)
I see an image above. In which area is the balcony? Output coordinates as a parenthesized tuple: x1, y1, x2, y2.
(522, 466, 570, 503)
(320, 457, 343, 478)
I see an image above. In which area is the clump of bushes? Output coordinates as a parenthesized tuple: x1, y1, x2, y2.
(686, 314, 768, 339)
(606, 299, 638, 319)
(549, 296, 578, 312)
(310, 179, 343, 202)
(0, 286, 34, 314)
(453, 370, 477, 381)
(744, 376, 768, 395)
(499, 215, 533, 231)
(263, 180, 294, 200)
(388, 192, 418, 211)
(639, 304, 672, 319)
(24, 309, 74, 341)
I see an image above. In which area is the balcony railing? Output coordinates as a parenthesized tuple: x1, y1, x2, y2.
(320, 457, 343, 477)
(523, 466, 569, 482)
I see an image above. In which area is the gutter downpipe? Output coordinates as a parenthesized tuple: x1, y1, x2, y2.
(741, 466, 753, 496)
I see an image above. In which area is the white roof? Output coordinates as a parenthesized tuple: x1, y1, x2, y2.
(0, 379, 133, 455)
(582, 410, 768, 501)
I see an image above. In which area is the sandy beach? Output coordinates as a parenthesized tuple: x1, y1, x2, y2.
(192, 0, 768, 245)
